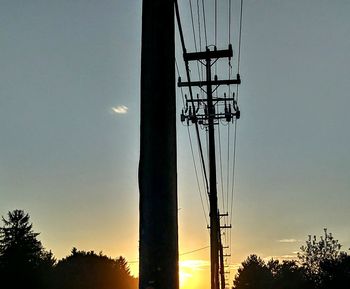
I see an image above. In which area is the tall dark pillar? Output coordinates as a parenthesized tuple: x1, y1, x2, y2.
(139, 1, 178, 289)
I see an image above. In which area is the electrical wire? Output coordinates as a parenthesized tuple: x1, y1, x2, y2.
(176, 57, 209, 226)
(217, 124, 225, 214)
(189, 0, 198, 52)
(215, 0, 217, 47)
(180, 245, 210, 256)
(237, 0, 244, 74)
(128, 245, 210, 263)
(175, 0, 209, 194)
(201, 0, 208, 47)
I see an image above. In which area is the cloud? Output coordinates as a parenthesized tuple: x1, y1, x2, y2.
(263, 254, 298, 262)
(277, 239, 299, 243)
(180, 260, 210, 270)
(112, 105, 128, 114)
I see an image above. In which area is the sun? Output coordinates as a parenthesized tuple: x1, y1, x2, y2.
(179, 259, 210, 289)
(179, 269, 193, 289)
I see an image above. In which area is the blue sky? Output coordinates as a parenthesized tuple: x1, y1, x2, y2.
(1, 0, 350, 287)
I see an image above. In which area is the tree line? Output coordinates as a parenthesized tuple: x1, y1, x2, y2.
(232, 228, 350, 289)
(0, 210, 137, 289)
(2, 209, 349, 289)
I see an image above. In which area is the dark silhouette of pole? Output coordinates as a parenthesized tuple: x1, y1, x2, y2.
(205, 51, 220, 289)
(219, 242, 225, 289)
(139, 1, 178, 289)
(178, 45, 240, 289)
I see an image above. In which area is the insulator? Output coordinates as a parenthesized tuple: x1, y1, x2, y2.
(225, 106, 231, 122)
(181, 112, 186, 122)
(214, 75, 218, 81)
(233, 100, 238, 111)
(236, 110, 241, 119)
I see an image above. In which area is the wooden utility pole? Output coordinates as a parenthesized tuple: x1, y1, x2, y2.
(179, 46, 240, 289)
(139, 1, 178, 289)
(205, 50, 220, 289)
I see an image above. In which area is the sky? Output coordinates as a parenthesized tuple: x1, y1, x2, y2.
(1, 1, 350, 289)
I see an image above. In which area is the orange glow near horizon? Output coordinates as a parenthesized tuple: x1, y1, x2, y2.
(179, 259, 210, 289)
(127, 259, 211, 289)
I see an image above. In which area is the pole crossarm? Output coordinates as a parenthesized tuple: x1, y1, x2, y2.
(178, 77, 241, 88)
(184, 45, 233, 61)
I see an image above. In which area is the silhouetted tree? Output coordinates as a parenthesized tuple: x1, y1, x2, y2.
(319, 253, 350, 289)
(51, 248, 137, 289)
(233, 254, 273, 289)
(298, 228, 342, 276)
(298, 228, 345, 288)
(269, 260, 310, 289)
(0, 209, 55, 289)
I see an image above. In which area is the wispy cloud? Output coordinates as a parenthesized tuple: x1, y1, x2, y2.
(112, 105, 128, 114)
(180, 260, 210, 270)
(263, 254, 298, 262)
(277, 238, 299, 243)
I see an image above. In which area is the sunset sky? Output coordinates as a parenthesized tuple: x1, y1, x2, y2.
(1, 1, 350, 289)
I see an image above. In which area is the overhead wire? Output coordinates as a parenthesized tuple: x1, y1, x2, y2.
(189, 0, 198, 52)
(201, 0, 208, 47)
(180, 245, 210, 256)
(237, 0, 244, 74)
(175, 0, 209, 195)
(189, 0, 203, 81)
(217, 125, 225, 214)
(176, 58, 209, 226)
(229, 0, 244, 228)
(128, 245, 210, 263)
(229, 0, 244, 271)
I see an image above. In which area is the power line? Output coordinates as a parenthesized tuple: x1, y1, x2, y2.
(189, 0, 198, 51)
(201, 0, 208, 46)
(215, 0, 217, 46)
(237, 0, 244, 73)
(175, 0, 209, 193)
(180, 245, 210, 256)
(176, 58, 209, 225)
(129, 245, 210, 264)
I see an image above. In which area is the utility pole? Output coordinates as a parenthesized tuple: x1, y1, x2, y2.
(139, 1, 178, 289)
(179, 45, 240, 289)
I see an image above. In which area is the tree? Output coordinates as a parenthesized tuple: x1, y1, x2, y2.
(298, 228, 349, 288)
(298, 228, 342, 276)
(0, 209, 55, 289)
(233, 254, 273, 289)
(270, 260, 310, 289)
(319, 253, 350, 289)
(51, 248, 137, 289)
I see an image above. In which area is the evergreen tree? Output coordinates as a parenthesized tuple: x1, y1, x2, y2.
(233, 254, 273, 289)
(0, 209, 54, 289)
(51, 248, 137, 289)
